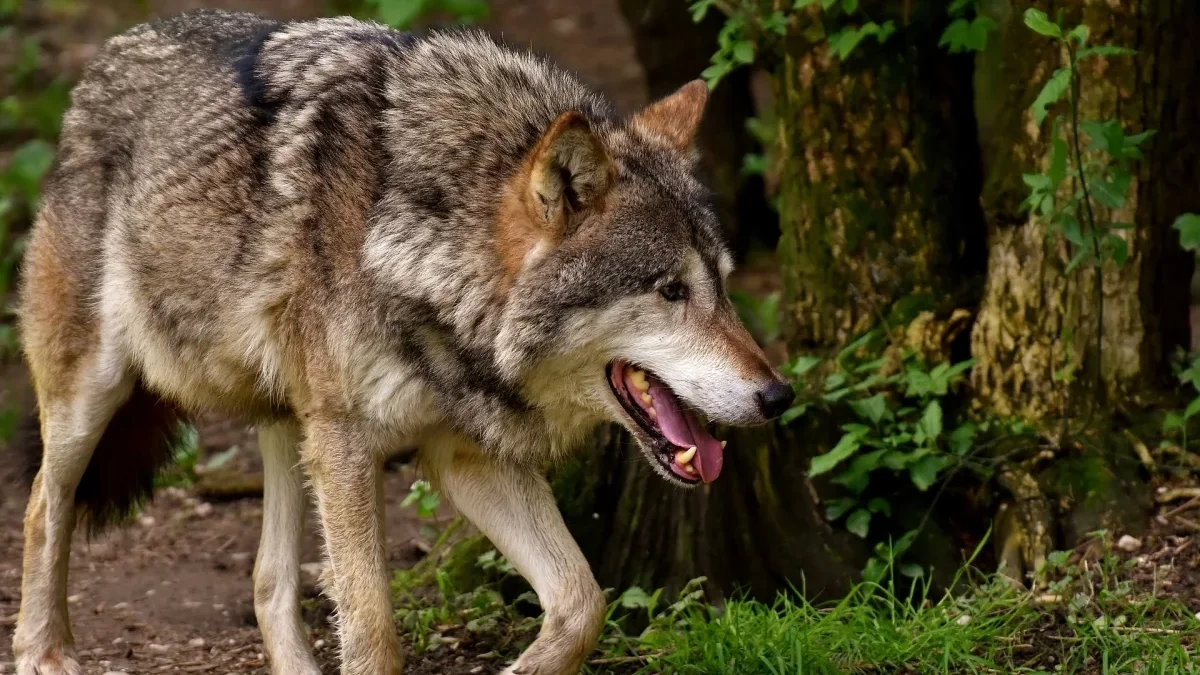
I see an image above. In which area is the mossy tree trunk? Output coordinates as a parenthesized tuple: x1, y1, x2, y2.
(967, 0, 1200, 583)
(969, 0, 1200, 422)
(550, 2, 987, 601)
(776, 3, 987, 349)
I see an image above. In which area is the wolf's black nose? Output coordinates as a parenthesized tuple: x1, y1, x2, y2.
(757, 380, 795, 420)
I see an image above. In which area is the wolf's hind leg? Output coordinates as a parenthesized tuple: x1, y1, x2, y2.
(254, 420, 323, 675)
(423, 436, 606, 675)
(14, 354, 134, 675)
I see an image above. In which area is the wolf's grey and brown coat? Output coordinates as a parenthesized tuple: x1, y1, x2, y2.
(13, 10, 793, 675)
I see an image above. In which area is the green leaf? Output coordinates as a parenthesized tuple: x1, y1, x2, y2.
(1023, 8, 1062, 38)
(948, 0, 973, 15)
(1078, 45, 1136, 59)
(849, 393, 890, 425)
(1184, 396, 1200, 421)
(732, 40, 756, 64)
(846, 508, 871, 538)
(1065, 244, 1092, 274)
(939, 16, 997, 53)
(1049, 133, 1068, 188)
(842, 0, 858, 12)
(690, 0, 716, 22)
(762, 11, 789, 36)
(808, 432, 861, 477)
(824, 497, 856, 521)
(793, 0, 817, 8)
(1065, 24, 1088, 46)
(1089, 175, 1128, 209)
(904, 369, 934, 397)
(900, 563, 925, 579)
(1173, 213, 1200, 251)
(827, 21, 892, 60)
(1105, 233, 1129, 268)
(867, 497, 891, 516)
(1031, 68, 1071, 126)
(618, 586, 651, 609)
(780, 404, 809, 425)
(948, 422, 977, 455)
(1163, 411, 1186, 432)
(917, 401, 943, 443)
(820, 0, 838, 9)
(1061, 214, 1084, 246)
(790, 355, 823, 378)
(909, 455, 949, 491)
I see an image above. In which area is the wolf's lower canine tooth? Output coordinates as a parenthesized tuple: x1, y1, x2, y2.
(721, 440, 727, 449)
(684, 464, 697, 476)
(675, 446, 697, 465)
(648, 408, 657, 420)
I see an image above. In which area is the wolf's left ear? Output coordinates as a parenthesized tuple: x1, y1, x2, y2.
(630, 79, 708, 151)
(527, 111, 614, 235)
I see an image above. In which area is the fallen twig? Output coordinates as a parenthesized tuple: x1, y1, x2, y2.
(1124, 430, 1155, 473)
(1174, 515, 1200, 533)
(1162, 496, 1200, 519)
(1156, 487, 1200, 503)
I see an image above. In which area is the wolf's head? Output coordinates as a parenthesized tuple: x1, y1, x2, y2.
(495, 81, 793, 487)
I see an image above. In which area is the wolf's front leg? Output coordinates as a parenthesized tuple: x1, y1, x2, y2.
(424, 436, 606, 675)
(302, 419, 403, 675)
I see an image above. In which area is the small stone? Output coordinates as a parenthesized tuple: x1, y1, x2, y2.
(102, 671, 129, 675)
(183, 600, 201, 609)
(230, 552, 252, 563)
(1117, 535, 1142, 552)
(67, 594, 83, 604)
(193, 502, 214, 518)
(314, 639, 326, 650)
(470, 667, 484, 674)
(112, 637, 124, 645)
(145, 589, 156, 597)
(113, 602, 130, 610)
(188, 638, 206, 648)
(300, 562, 324, 579)
(138, 516, 155, 528)
(148, 643, 170, 653)
(956, 614, 972, 626)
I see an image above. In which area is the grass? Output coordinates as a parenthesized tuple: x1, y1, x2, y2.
(395, 532, 1200, 675)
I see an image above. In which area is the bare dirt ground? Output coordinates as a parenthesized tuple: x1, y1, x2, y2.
(0, 1, 647, 673)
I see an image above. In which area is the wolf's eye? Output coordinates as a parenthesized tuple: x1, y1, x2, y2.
(659, 281, 689, 303)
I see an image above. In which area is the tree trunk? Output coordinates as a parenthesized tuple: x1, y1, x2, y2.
(551, 2, 987, 601)
(969, 0, 1200, 422)
(776, 3, 987, 349)
(968, 0, 1200, 584)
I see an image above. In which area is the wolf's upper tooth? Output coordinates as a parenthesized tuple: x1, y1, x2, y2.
(641, 393, 653, 405)
(684, 464, 697, 476)
(721, 440, 727, 449)
(629, 369, 650, 392)
(675, 446, 697, 465)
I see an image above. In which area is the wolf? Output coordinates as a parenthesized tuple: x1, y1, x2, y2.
(12, 9, 794, 675)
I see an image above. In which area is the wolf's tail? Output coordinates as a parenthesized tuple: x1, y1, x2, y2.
(17, 381, 186, 533)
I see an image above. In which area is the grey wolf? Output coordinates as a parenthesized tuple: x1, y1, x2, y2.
(12, 10, 793, 675)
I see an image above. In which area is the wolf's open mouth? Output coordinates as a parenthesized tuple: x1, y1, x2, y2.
(606, 360, 725, 484)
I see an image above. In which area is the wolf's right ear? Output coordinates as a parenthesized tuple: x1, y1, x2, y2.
(526, 111, 614, 236)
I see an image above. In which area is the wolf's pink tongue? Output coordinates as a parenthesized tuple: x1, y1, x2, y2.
(646, 379, 724, 483)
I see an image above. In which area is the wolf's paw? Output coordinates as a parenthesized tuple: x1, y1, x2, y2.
(15, 649, 86, 675)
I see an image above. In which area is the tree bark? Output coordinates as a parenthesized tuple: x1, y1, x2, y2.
(969, 0, 1200, 422)
(776, 2, 987, 349)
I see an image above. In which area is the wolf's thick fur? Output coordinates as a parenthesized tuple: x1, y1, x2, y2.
(14, 10, 791, 675)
